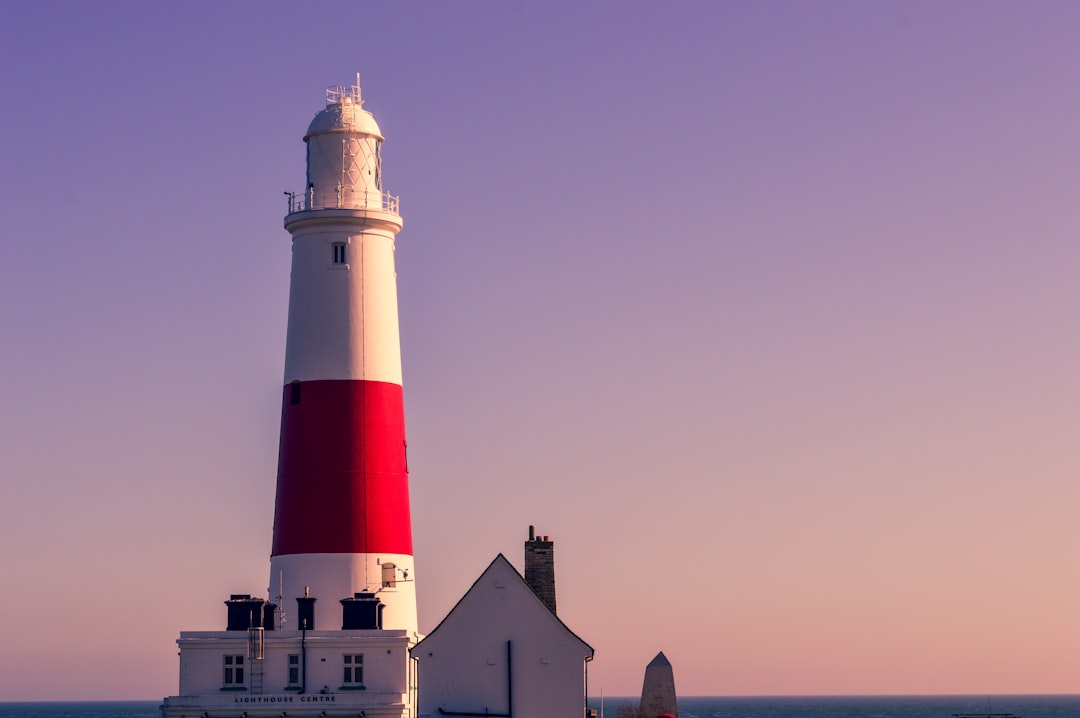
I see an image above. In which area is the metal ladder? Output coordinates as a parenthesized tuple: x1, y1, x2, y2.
(248, 627, 265, 693)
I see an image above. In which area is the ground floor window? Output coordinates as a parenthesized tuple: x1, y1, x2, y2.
(343, 653, 363, 686)
(223, 654, 245, 687)
(288, 654, 300, 686)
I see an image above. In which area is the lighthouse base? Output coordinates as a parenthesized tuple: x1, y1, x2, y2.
(162, 628, 417, 718)
(269, 552, 417, 634)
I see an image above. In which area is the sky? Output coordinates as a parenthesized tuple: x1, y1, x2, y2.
(1, 0, 1078, 702)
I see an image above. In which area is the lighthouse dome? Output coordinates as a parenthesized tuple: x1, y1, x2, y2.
(304, 94, 384, 140)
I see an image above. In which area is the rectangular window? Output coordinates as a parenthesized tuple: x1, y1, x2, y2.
(332, 242, 347, 265)
(343, 653, 363, 686)
(287, 654, 300, 686)
(223, 654, 245, 687)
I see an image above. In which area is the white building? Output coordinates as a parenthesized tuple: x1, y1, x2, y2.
(164, 619, 415, 717)
(413, 533, 593, 718)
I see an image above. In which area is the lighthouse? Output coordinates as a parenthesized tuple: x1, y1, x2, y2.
(271, 74, 416, 636)
(163, 77, 418, 717)
(163, 76, 592, 718)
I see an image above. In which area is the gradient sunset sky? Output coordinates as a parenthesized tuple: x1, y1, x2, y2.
(1, 0, 1078, 701)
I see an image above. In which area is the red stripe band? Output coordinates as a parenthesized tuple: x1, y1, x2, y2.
(271, 379, 413, 556)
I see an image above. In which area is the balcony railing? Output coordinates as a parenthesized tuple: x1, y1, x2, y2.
(286, 188, 400, 216)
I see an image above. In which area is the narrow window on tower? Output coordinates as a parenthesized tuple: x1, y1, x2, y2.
(342, 653, 364, 687)
(382, 562, 397, 588)
(289, 381, 301, 405)
(223, 654, 245, 688)
(287, 654, 300, 687)
(332, 242, 347, 265)
(374, 142, 382, 189)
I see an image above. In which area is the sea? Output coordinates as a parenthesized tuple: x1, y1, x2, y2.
(1, 696, 1078, 718)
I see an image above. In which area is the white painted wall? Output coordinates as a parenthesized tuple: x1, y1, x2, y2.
(282, 219, 403, 385)
(269, 552, 416, 633)
(169, 629, 415, 717)
(413, 556, 592, 718)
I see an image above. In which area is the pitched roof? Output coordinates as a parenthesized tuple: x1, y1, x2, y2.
(413, 553, 593, 655)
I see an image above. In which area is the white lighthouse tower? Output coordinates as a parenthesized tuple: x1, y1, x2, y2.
(163, 76, 418, 718)
(271, 74, 416, 636)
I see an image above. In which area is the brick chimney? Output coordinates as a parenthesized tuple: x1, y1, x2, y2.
(524, 525, 556, 614)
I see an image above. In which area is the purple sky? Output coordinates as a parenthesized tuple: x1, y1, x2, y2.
(2, 0, 1078, 701)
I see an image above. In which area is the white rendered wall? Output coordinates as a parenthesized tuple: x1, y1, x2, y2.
(170, 629, 414, 715)
(269, 552, 416, 633)
(283, 221, 402, 385)
(414, 557, 591, 718)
